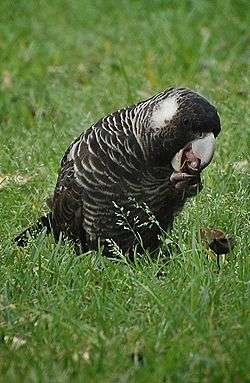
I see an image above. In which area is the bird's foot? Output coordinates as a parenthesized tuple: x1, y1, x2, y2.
(170, 171, 203, 196)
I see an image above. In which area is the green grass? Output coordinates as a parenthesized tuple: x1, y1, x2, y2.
(0, 0, 249, 382)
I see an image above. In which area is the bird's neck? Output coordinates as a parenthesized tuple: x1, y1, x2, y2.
(137, 134, 177, 169)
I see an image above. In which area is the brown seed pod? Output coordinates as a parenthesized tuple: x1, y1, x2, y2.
(180, 145, 201, 175)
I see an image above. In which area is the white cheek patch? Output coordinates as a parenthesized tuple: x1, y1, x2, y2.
(151, 97, 178, 129)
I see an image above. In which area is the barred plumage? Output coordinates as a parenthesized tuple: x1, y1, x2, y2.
(15, 87, 221, 256)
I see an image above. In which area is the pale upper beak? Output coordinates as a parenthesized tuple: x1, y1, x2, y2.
(171, 132, 216, 172)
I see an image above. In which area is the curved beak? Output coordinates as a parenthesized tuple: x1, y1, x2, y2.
(191, 133, 215, 170)
(171, 132, 216, 172)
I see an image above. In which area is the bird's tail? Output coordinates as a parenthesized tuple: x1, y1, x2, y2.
(15, 212, 53, 247)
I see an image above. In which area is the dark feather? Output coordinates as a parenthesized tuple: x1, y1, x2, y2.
(15, 212, 53, 246)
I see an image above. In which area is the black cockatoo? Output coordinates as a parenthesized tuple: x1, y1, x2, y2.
(15, 87, 221, 255)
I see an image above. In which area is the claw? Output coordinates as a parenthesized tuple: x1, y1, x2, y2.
(170, 172, 194, 183)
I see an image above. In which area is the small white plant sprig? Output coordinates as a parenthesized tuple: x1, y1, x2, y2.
(107, 198, 174, 257)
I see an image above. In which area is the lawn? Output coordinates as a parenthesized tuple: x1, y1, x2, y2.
(0, 0, 249, 382)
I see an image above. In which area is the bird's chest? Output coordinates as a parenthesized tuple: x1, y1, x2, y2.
(118, 173, 180, 229)
(81, 164, 184, 241)
(133, 167, 178, 211)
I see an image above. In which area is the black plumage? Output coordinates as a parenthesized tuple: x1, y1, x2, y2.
(15, 87, 221, 256)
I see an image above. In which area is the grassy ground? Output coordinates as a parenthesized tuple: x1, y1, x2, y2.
(0, 0, 249, 382)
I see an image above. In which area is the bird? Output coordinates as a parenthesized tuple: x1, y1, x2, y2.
(15, 87, 221, 256)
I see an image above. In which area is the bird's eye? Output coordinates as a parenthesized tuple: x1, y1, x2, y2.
(182, 117, 190, 127)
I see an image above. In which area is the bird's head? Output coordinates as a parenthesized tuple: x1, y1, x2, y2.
(148, 87, 220, 163)
(145, 87, 221, 193)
